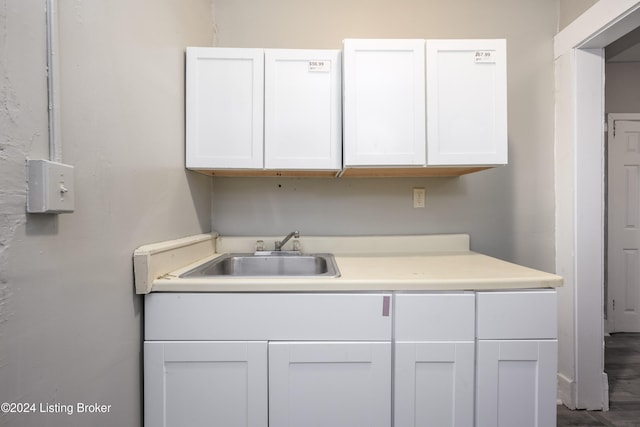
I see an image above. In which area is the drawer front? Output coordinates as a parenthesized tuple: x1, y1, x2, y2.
(145, 293, 392, 341)
(395, 293, 475, 341)
(476, 290, 557, 339)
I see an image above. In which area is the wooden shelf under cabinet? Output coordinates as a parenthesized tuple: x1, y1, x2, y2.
(339, 166, 494, 178)
(192, 169, 341, 178)
(191, 166, 495, 178)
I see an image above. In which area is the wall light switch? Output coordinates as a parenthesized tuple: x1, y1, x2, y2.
(413, 187, 426, 208)
(27, 159, 75, 214)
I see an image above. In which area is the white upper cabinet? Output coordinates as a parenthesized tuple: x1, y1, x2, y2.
(343, 39, 426, 167)
(187, 40, 507, 177)
(264, 49, 342, 170)
(426, 39, 507, 166)
(186, 47, 264, 169)
(186, 47, 341, 173)
(342, 38, 507, 173)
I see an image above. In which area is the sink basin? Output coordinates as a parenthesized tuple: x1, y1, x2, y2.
(180, 252, 341, 278)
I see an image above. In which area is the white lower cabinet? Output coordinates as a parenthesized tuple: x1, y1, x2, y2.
(144, 290, 558, 427)
(268, 341, 391, 427)
(144, 293, 392, 427)
(476, 290, 558, 427)
(144, 341, 268, 427)
(394, 293, 475, 427)
(476, 340, 558, 427)
(395, 341, 474, 427)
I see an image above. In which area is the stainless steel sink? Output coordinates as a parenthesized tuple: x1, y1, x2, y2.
(180, 252, 340, 278)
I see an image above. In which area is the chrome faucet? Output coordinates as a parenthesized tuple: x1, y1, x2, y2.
(275, 230, 300, 251)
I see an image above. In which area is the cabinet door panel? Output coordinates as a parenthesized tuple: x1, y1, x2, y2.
(426, 39, 507, 166)
(476, 340, 557, 427)
(144, 341, 267, 427)
(343, 39, 426, 166)
(269, 341, 391, 427)
(264, 49, 341, 170)
(186, 47, 264, 169)
(395, 341, 474, 427)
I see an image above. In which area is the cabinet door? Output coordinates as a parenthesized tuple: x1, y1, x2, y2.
(395, 341, 474, 427)
(185, 47, 264, 169)
(264, 49, 342, 170)
(476, 340, 557, 427)
(426, 39, 507, 166)
(269, 341, 391, 427)
(343, 39, 426, 167)
(144, 341, 267, 427)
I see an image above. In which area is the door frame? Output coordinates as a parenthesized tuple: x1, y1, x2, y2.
(554, 0, 640, 410)
(607, 113, 640, 333)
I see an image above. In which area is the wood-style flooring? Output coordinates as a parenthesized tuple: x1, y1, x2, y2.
(557, 333, 640, 426)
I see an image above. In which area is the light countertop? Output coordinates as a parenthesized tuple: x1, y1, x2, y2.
(133, 233, 563, 294)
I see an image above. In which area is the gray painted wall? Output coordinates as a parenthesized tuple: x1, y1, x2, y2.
(557, 0, 599, 30)
(211, 0, 558, 271)
(0, 1, 213, 425)
(606, 62, 640, 113)
(0, 0, 588, 425)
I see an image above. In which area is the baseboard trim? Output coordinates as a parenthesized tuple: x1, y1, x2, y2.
(602, 372, 610, 411)
(558, 373, 577, 409)
(557, 372, 610, 410)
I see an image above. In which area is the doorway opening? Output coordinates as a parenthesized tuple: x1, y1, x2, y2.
(554, 0, 640, 411)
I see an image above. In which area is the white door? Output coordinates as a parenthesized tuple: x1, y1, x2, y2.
(395, 341, 474, 427)
(144, 341, 268, 427)
(608, 115, 640, 332)
(476, 340, 557, 427)
(185, 47, 264, 169)
(268, 341, 391, 427)
(426, 39, 507, 166)
(264, 49, 342, 170)
(343, 39, 426, 167)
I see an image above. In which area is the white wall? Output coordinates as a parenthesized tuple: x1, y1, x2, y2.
(0, 1, 213, 425)
(210, 0, 558, 271)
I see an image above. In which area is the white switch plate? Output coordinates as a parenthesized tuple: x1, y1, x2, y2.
(413, 187, 426, 208)
(27, 159, 75, 214)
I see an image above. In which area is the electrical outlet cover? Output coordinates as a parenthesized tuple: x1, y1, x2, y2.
(27, 159, 75, 214)
(413, 187, 426, 208)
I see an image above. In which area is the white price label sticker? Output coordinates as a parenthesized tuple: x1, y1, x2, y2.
(474, 50, 496, 63)
(308, 60, 331, 72)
